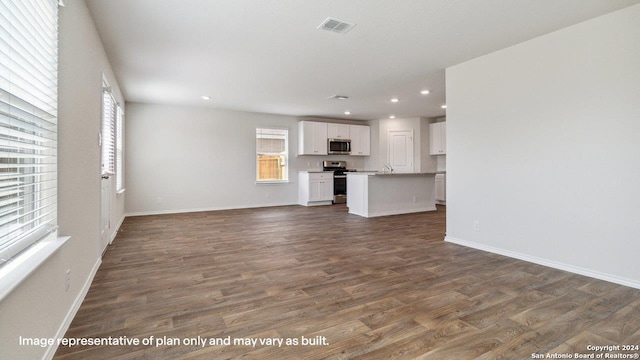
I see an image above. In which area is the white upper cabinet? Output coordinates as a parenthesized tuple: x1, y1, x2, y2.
(349, 125, 370, 156)
(299, 121, 369, 156)
(299, 121, 328, 155)
(429, 121, 446, 155)
(327, 123, 350, 139)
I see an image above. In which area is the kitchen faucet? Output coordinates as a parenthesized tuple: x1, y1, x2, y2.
(383, 163, 394, 174)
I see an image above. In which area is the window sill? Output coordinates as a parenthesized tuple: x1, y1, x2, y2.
(255, 180, 291, 185)
(0, 235, 70, 302)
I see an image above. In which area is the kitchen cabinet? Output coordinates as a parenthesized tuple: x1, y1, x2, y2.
(435, 174, 446, 203)
(298, 171, 333, 206)
(327, 123, 350, 139)
(349, 125, 370, 156)
(429, 121, 446, 155)
(347, 172, 437, 217)
(299, 121, 369, 157)
(298, 121, 328, 155)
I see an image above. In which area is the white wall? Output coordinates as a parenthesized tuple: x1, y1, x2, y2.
(0, 1, 126, 358)
(125, 103, 365, 215)
(445, 5, 640, 287)
(366, 117, 436, 173)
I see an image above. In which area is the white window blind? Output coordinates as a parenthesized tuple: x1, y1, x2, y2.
(256, 128, 288, 182)
(0, 0, 59, 265)
(115, 104, 123, 191)
(101, 80, 115, 176)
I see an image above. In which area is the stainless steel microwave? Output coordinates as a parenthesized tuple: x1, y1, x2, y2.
(328, 138, 351, 155)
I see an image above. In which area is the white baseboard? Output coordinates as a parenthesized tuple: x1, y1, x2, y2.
(445, 236, 640, 290)
(365, 206, 437, 218)
(43, 256, 102, 360)
(299, 201, 333, 207)
(110, 215, 126, 244)
(125, 202, 297, 217)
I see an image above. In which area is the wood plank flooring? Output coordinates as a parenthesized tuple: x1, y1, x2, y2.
(54, 205, 640, 359)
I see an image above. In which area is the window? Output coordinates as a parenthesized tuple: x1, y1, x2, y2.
(101, 79, 124, 190)
(256, 128, 288, 182)
(101, 79, 116, 177)
(0, 0, 59, 265)
(115, 104, 123, 191)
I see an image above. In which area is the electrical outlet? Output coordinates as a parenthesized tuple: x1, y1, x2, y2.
(412, 196, 417, 203)
(157, 197, 164, 204)
(265, 192, 270, 199)
(65, 269, 71, 292)
(306, 162, 310, 167)
(473, 220, 480, 231)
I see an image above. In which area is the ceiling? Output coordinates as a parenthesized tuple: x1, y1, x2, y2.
(86, 0, 639, 121)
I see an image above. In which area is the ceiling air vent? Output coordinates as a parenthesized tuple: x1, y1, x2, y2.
(317, 17, 356, 35)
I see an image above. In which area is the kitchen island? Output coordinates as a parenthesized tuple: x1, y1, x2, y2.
(347, 172, 439, 218)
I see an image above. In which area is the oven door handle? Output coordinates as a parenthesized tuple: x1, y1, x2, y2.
(334, 175, 347, 179)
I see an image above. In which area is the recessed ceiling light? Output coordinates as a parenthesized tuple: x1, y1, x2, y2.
(328, 95, 349, 100)
(441, 104, 447, 109)
(391, 98, 399, 103)
(389, 115, 396, 119)
(344, 111, 351, 115)
(420, 90, 430, 95)
(201, 95, 211, 100)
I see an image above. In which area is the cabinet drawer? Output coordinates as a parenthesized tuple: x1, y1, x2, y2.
(309, 172, 333, 180)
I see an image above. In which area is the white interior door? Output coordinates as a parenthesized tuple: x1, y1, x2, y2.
(100, 176, 111, 255)
(388, 130, 414, 173)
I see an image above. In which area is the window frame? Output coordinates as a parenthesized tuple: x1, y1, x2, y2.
(255, 127, 289, 184)
(115, 104, 124, 192)
(101, 77, 116, 178)
(0, 0, 59, 268)
(0, 0, 65, 301)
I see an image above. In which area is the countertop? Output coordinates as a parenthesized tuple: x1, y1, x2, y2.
(349, 171, 445, 176)
(300, 170, 446, 175)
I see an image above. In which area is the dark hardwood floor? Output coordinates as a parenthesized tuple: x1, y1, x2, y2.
(54, 205, 640, 359)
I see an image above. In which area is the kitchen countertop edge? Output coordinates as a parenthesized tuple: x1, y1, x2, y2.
(348, 171, 446, 176)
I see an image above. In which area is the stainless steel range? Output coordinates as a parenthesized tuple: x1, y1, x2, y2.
(322, 160, 356, 204)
